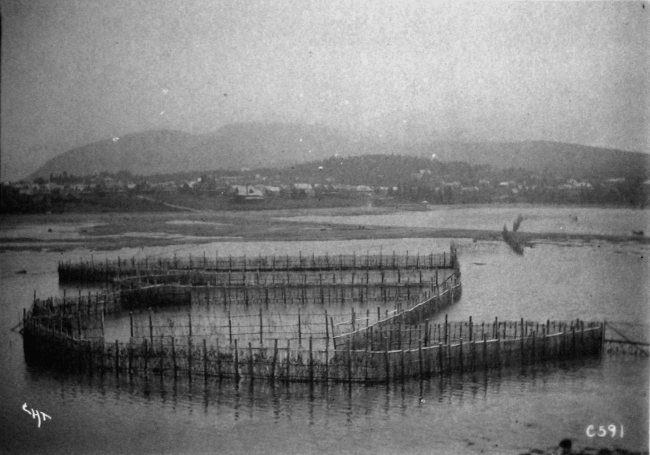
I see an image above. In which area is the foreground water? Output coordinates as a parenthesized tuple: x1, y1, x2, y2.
(1, 208, 648, 454)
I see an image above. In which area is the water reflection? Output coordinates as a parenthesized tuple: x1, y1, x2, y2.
(23, 354, 608, 423)
(14, 343, 649, 454)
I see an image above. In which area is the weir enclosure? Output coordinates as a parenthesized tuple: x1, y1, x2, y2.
(23, 246, 604, 383)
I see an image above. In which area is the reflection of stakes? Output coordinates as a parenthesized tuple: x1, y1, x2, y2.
(271, 339, 278, 380)
(172, 337, 177, 376)
(234, 339, 239, 381)
(286, 339, 291, 380)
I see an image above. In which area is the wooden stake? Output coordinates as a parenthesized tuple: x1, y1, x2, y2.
(203, 338, 208, 379)
(418, 341, 423, 378)
(159, 337, 164, 379)
(384, 338, 390, 381)
(127, 339, 132, 377)
(572, 325, 576, 358)
(234, 339, 240, 381)
(115, 340, 120, 375)
(248, 342, 254, 380)
(228, 312, 233, 345)
(347, 338, 352, 383)
(216, 338, 222, 378)
(143, 338, 148, 376)
(286, 339, 291, 381)
(148, 308, 153, 343)
(520, 323, 525, 365)
(495, 332, 501, 368)
(171, 336, 177, 376)
(531, 331, 536, 364)
(298, 308, 302, 346)
(188, 337, 193, 381)
(483, 334, 487, 370)
(271, 339, 278, 380)
(309, 337, 314, 383)
(444, 314, 448, 344)
(325, 310, 329, 350)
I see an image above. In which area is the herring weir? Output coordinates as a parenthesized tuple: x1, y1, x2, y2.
(22, 246, 605, 383)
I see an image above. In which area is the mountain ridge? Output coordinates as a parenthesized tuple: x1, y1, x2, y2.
(27, 123, 649, 180)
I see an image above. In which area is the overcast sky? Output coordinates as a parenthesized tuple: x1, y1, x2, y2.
(1, 0, 648, 181)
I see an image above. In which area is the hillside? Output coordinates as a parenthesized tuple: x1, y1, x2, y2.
(427, 141, 650, 180)
(28, 124, 377, 180)
(28, 123, 649, 180)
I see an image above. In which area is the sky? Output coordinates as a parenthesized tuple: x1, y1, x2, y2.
(1, 0, 648, 181)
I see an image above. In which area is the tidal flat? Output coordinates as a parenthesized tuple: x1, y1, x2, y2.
(1, 204, 648, 253)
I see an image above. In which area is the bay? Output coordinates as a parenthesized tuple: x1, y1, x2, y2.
(1, 206, 648, 454)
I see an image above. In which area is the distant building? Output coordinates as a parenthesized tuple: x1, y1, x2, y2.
(264, 185, 282, 196)
(355, 185, 374, 195)
(232, 185, 264, 201)
(292, 183, 315, 198)
(70, 183, 88, 192)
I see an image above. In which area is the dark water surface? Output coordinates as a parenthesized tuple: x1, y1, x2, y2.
(1, 209, 648, 454)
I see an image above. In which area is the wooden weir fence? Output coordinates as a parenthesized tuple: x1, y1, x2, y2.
(57, 249, 458, 283)
(115, 268, 451, 288)
(123, 272, 462, 349)
(22, 316, 604, 383)
(603, 321, 650, 356)
(22, 246, 605, 383)
(29, 277, 447, 316)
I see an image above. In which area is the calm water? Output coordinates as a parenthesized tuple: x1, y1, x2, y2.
(1, 207, 648, 454)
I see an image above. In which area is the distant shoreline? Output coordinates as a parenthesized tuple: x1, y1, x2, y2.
(1, 205, 648, 253)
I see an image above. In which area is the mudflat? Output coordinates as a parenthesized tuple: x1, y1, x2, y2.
(1, 206, 647, 252)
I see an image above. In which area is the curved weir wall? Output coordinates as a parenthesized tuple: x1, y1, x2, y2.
(22, 246, 604, 383)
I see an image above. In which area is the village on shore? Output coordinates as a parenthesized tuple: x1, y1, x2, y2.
(3, 154, 649, 214)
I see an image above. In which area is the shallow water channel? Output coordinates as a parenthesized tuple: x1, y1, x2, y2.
(1, 210, 649, 454)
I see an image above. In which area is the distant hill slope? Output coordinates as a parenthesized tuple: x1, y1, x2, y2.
(28, 124, 380, 179)
(28, 123, 649, 180)
(427, 141, 650, 180)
